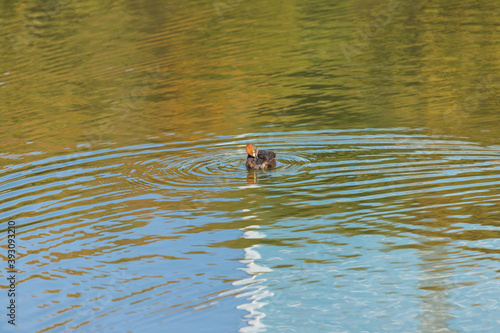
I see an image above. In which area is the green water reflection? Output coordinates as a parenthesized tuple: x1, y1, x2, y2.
(1, 0, 498, 153)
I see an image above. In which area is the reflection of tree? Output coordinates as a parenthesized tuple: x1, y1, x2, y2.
(3, 0, 500, 158)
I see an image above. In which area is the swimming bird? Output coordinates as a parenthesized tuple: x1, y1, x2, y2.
(245, 144, 277, 170)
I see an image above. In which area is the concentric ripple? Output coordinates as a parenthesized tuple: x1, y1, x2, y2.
(2, 128, 499, 222)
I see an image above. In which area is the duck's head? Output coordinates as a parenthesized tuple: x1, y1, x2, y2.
(246, 144, 258, 157)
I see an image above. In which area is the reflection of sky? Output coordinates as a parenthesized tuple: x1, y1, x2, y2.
(5, 129, 499, 332)
(14, 209, 250, 333)
(241, 217, 500, 332)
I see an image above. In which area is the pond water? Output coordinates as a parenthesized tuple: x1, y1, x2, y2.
(1, 0, 500, 332)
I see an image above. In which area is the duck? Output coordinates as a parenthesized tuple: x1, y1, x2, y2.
(245, 144, 277, 170)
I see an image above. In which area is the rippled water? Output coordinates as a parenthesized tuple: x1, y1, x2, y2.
(1, 0, 500, 332)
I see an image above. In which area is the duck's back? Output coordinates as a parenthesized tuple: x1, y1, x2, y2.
(257, 150, 276, 161)
(245, 145, 277, 170)
(255, 150, 276, 168)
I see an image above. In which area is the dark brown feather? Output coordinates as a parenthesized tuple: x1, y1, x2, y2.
(246, 149, 276, 169)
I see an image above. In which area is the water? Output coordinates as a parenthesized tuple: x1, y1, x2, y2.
(1, 0, 500, 332)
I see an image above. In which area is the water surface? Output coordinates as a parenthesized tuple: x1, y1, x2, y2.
(1, 0, 499, 332)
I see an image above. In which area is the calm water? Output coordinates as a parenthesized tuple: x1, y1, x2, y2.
(1, 0, 500, 332)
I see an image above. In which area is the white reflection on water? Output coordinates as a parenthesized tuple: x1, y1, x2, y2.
(235, 225, 273, 333)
